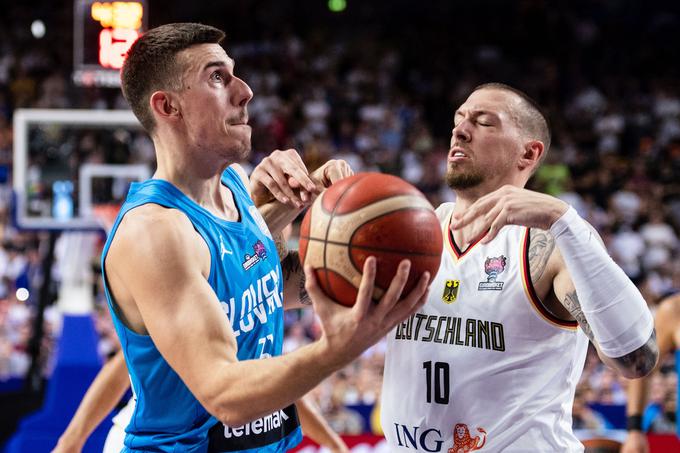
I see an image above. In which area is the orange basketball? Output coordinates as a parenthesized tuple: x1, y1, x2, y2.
(299, 172, 443, 306)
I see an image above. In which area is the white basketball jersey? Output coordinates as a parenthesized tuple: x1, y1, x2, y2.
(382, 202, 589, 453)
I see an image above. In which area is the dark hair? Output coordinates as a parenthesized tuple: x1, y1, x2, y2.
(121, 23, 225, 133)
(474, 82, 551, 157)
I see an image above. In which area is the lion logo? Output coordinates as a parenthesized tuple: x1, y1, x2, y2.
(448, 423, 487, 453)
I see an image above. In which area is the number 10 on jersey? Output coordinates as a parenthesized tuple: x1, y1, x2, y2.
(423, 361, 450, 404)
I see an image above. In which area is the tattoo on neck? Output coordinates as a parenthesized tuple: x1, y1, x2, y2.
(528, 229, 555, 282)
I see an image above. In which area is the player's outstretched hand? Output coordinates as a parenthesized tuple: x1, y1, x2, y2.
(250, 149, 318, 208)
(250, 150, 353, 209)
(450, 185, 569, 244)
(620, 431, 649, 453)
(305, 257, 430, 366)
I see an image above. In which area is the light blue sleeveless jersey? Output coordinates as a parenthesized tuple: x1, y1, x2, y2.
(102, 167, 301, 452)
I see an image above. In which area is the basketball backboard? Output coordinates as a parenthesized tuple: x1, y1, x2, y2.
(12, 109, 152, 230)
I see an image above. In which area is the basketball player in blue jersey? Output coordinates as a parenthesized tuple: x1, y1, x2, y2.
(622, 293, 680, 453)
(52, 343, 350, 453)
(102, 23, 431, 453)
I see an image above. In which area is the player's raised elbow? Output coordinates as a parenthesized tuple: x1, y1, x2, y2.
(211, 401, 259, 428)
(621, 349, 658, 379)
(607, 332, 659, 379)
(200, 388, 258, 428)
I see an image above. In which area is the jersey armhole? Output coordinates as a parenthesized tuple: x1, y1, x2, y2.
(521, 228, 578, 330)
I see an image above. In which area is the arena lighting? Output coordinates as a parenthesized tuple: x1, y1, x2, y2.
(328, 0, 347, 13)
(31, 20, 46, 39)
(16, 288, 30, 302)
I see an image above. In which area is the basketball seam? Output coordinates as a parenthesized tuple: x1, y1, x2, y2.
(322, 174, 369, 301)
(347, 206, 438, 267)
(300, 236, 441, 257)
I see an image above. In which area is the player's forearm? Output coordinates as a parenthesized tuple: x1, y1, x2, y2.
(55, 352, 130, 450)
(297, 396, 348, 451)
(257, 199, 304, 236)
(205, 340, 344, 427)
(626, 377, 649, 417)
(550, 207, 658, 377)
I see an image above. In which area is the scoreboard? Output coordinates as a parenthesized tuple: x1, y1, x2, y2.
(73, 0, 147, 87)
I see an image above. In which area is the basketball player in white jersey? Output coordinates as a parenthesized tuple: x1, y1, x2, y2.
(376, 83, 659, 452)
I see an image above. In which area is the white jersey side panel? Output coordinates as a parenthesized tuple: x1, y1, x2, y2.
(381, 202, 589, 453)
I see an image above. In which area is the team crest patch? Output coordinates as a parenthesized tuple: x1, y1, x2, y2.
(242, 240, 268, 270)
(450, 423, 487, 453)
(442, 280, 460, 304)
(478, 255, 506, 291)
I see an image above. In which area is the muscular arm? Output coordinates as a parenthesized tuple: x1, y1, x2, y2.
(106, 206, 428, 428)
(558, 284, 657, 378)
(107, 209, 337, 427)
(548, 224, 658, 378)
(453, 189, 657, 377)
(52, 351, 130, 452)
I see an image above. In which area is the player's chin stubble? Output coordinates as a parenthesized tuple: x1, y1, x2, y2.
(446, 167, 485, 190)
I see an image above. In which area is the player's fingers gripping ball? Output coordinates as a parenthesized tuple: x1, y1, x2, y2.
(299, 172, 443, 306)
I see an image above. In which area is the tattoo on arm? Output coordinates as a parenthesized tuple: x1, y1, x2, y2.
(274, 233, 289, 260)
(528, 229, 555, 282)
(562, 290, 595, 342)
(562, 290, 658, 377)
(298, 272, 311, 305)
(614, 331, 658, 377)
(281, 251, 311, 305)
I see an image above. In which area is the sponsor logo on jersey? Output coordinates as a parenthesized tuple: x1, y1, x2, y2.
(478, 255, 507, 291)
(209, 403, 300, 451)
(242, 240, 268, 270)
(451, 423, 487, 452)
(391, 423, 488, 452)
(224, 409, 289, 439)
(442, 279, 460, 304)
(392, 424, 446, 452)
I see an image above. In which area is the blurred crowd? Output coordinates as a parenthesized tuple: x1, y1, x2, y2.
(0, 0, 679, 435)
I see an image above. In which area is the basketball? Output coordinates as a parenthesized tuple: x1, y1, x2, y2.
(299, 172, 443, 306)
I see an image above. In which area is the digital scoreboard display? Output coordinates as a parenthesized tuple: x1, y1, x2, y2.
(73, 0, 147, 87)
